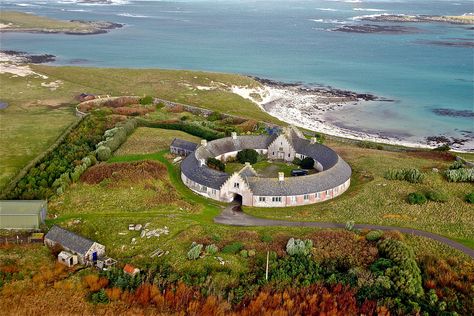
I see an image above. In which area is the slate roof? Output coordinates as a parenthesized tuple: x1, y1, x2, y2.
(180, 129, 351, 194)
(170, 138, 198, 152)
(45, 225, 97, 255)
(246, 158, 351, 195)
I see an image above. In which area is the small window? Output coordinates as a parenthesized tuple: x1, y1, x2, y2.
(304, 194, 309, 201)
(290, 196, 296, 203)
(326, 190, 331, 196)
(234, 183, 240, 189)
(212, 189, 217, 195)
(288, 153, 290, 157)
(272, 196, 282, 202)
(259, 197, 266, 202)
(273, 152, 275, 155)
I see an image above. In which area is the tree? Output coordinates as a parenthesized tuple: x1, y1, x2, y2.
(236, 149, 258, 164)
(207, 158, 225, 172)
(300, 157, 315, 169)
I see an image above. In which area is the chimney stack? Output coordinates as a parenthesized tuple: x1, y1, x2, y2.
(231, 132, 237, 140)
(278, 172, 284, 182)
(310, 137, 317, 144)
(201, 139, 207, 147)
(199, 159, 206, 167)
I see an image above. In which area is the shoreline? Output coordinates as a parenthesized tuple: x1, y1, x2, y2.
(231, 79, 474, 153)
(1, 49, 472, 153)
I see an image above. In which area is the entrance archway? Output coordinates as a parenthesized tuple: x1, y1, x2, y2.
(232, 193, 243, 212)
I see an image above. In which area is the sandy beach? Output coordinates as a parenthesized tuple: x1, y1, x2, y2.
(231, 81, 474, 152)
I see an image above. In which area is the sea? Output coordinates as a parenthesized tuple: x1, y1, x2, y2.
(1, 0, 473, 149)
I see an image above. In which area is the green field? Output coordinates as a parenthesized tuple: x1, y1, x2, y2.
(0, 65, 279, 192)
(245, 142, 474, 246)
(226, 160, 301, 177)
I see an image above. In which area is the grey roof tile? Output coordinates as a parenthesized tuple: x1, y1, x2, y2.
(170, 138, 198, 152)
(45, 225, 97, 255)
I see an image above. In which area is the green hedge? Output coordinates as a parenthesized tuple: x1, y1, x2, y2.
(138, 119, 224, 140)
(384, 168, 424, 183)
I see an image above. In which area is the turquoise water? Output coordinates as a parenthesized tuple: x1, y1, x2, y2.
(1, 0, 473, 147)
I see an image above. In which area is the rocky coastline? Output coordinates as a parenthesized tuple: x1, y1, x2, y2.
(1, 20, 123, 35)
(359, 14, 474, 25)
(1, 50, 55, 64)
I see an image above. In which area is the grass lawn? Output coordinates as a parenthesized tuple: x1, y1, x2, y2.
(226, 160, 301, 177)
(0, 102, 77, 191)
(114, 127, 201, 156)
(245, 141, 474, 247)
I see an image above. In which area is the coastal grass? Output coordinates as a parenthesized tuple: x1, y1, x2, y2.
(30, 64, 279, 123)
(245, 141, 474, 247)
(0, 11, 95, 31)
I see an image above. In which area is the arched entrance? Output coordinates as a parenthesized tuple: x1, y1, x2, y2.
(232, 193, 243, 212)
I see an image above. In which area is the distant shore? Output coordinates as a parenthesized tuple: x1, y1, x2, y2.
(0, 11, 122, 35)
(358, 14, 474, 25)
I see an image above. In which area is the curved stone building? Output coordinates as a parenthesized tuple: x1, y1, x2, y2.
(179, 126, 351, 207)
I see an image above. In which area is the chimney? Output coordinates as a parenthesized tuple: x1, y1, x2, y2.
(199, 159, 206, 167)
(278, 172, 284, 182)
(201, 139, 207, 147)
(231, 132, 237, 140)
(310, 137, 317, 144)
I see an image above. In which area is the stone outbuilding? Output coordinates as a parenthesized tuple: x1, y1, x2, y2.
(44, 225, 105, 265)
(180, 126, 351, 207)
(170, 138, 198, 157)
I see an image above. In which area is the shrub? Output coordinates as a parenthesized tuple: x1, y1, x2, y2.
(465, 192, 474, 204)
(384, 168, 424, 183)
(366, 230, 384, 242)
(377, 238, 423, 298)
(315, 132, 325, 144)
(207, 111, 222, 122)
(187, 243, 203, 260)
(407, 192, 427, 205)
(292, 158, 302, 166)
(205, 244, 218, 255)
(221, 242, 244, 254)
(300, 157, 315, 169)
(270, 255, 321, 287)
(445, 168, 474, 182)
(425, 190, 448, 203)
(236, 149, 258, 164)
(248, 249, 256, 257)
(91, 288, 109, 304)
(139, 119, 224, 140)
(139, 95, 153, 105)
(207, 157, 225, 172)
(96, 146, 111, 161)
(449, 160, 464, 170)
(286, 238, 313, 256)
(155, 102, 165, 110)
(240, 250, 248, 258)
(433, 144, 450, 151)
(261, 234, 273, 243)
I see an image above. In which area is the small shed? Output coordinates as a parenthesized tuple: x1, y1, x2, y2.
(123, 264, 140, 276)
(58, 251, 78, 267)
(170, 138, 198, 157)
(0, 200, 47, 230)
(44, 225, 105, 265)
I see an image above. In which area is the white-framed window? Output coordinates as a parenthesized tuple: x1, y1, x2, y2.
(234, 182, 240, 189)
(316, 192, 321, 199)
(326, 190, 331, 196)
(304, 194, 309, 201)
(259, 196, 266, 202)
(272, 196, 282, 202)
(212, 189, 217, 195)
(201, 185, 207, 191)
(290, 196, 296, 203)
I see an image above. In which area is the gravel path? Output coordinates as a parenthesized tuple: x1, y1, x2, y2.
(214, 203, 474, 258)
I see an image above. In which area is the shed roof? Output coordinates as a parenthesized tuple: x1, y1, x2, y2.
(170, 138, 198, 152)
(45, 225, 97, 255)
(0, 200, 46, 215)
